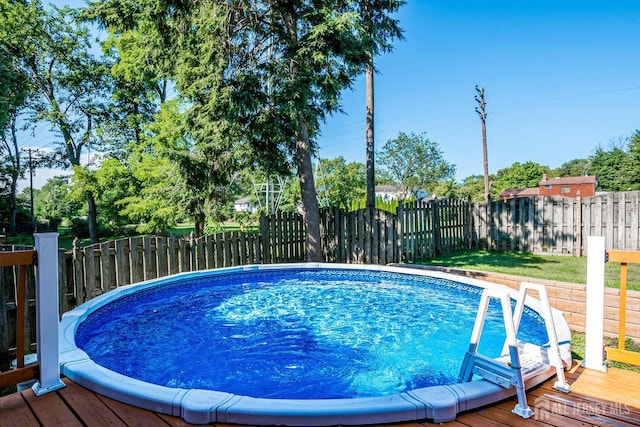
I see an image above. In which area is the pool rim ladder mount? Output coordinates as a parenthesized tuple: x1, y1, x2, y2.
(457, 282, 571, 419)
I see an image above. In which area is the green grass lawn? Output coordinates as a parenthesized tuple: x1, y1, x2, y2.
(571, 331, 640, 372)
(422, 250, 640, 291)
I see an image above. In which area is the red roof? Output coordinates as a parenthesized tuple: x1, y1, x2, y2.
(499, 188, 540, 198)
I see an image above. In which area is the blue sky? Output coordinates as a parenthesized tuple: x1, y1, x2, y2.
(317, 1, 640, 181)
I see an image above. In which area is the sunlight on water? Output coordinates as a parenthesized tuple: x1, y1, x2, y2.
(75, 269, 548, 399)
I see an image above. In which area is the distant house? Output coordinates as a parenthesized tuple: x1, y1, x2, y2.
(233, 197, 256, 213)
(538, 174, 596, 198)
(499, 174, 597, 201)
(375, 185, 404, 201)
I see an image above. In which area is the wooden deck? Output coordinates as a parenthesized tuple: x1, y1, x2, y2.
(1, 362, 639, 427)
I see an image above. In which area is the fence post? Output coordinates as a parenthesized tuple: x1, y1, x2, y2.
(432, 199, 442, 256)
(32, 232, 66, 395)
(583, 235, 607, 372)
(575, 193, 583, 256)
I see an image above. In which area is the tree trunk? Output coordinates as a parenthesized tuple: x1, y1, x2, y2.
(8, 120, 19, 236)
(9, 179, 17, 237)
(365, 61, 376, 208)
(194, 212, 205, 238)
(86, 192, 99, 244)
(295, 119, 322, 262)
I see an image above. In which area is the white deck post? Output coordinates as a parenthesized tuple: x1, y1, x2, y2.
(31, 232, 66, 395)
(583, 236, 607, 372)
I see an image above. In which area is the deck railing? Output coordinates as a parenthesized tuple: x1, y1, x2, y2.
(0, 234, 64, 395)
(603, 249, 640, 366)
(0, 250, 38, 389)
(584, 236, 640, 370)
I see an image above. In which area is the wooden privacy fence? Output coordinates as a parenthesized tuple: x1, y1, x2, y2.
(471, 191, 640, 255)
(399, 199, 471, 259)
(67, 203, 470, 309)
(4, 193, 640, 364)
(603, 249, 640, 366)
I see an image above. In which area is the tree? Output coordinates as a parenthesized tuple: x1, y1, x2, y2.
(34, 176, 80, 230)
(16, 4, 112, 243)
(454, 175, 487, 202)
(114, 102, 189, 234)
(492, 161, 550, 197)
(0, 0, 39, 235)
(285, 157, 366, 210)
(89, 1, 402, 261)
(622, 130, 640, 190)
(553, 158, 590, 177)
(588, 144, 629, 191)
(360, 0, 405, 208)
(377, 131, 455, 197)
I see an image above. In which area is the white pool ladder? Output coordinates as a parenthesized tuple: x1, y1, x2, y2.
(458, 282, 570, 419)
(508, 282, 571, 393)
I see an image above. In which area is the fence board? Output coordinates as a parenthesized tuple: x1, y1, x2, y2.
(0, 262, 11, 369)
(215, 233, 223, 268)
(168, 237, 180, 275)
(631, 193, 639, 250)
(129, 237, 143, 284)
(142, 236, 156, 280)
(205, 235, 214, 269)
(100, 241, 114, 291)
(195, 237, 206, 271)
(84, 245, 98, 300)
(115, 238, 130, 287)
(157, 238, 168, 277)
(72, 240, 85, 305)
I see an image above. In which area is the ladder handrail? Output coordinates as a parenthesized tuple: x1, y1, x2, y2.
(509, 282, 571, 393)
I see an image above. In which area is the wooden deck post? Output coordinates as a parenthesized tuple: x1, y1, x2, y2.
(32, 233, 66, 395)
(583, 235, 607, 372)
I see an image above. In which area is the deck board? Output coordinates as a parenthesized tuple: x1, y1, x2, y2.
(0, 393, 38, 427)
(21, 386, 83, 427)
(95, 394, 176, 426)
(57, 381, 129, 427)
(1, 366, 639, 427)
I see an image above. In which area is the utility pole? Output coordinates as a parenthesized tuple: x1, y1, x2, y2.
(22, 148, 38, 231)
(364, 2, 376, 209)
(475, 86, 490, 203)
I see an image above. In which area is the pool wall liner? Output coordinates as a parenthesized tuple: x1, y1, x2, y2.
(58, 263, 571, 426)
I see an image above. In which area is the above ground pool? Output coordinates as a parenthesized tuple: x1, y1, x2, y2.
(59, 263, 572, 425)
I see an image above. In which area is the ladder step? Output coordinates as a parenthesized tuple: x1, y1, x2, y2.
(495, 352, 548, 378)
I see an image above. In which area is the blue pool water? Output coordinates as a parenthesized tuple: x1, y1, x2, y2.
(75, 269, 549, 399)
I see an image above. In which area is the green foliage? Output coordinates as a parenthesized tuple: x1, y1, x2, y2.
(68, 217, 90, 238)
(454, 175, 485, 202)
(553, 158, 590, 177)
(279, 157, 366, 210)
(316, 157, 366, 209)
(422, 250, 640, 291)
(350, 195, 401, 213)
(588, 142, 632, 191)
(622, 130, 640, 191)
(34, 176, 81, 226)
(377, 131, 455, 196)
(492, 161, 551, 197)
(0, 0, 38, 130)
(87, 0, 404, 245)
